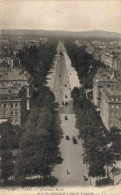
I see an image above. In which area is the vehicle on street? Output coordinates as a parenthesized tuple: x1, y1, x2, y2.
(72, 136, 78, 144)
(83, 175, 88, 181)
(73, 139, 78, 144)
(57, 156, 63, 164)
(65, 115, 68, 120)
(66, 135, 70, 140)
(62, 101, 64, 105)
(65, 102, 68, 106)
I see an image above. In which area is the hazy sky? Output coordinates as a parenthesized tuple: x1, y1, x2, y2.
(1, 0, 121, 33)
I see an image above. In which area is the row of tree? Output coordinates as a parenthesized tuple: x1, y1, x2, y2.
(0, 41, 62, 186)
(65, 42, 121, 184)
(0, 87, 62, 185)
(15, 86, 63, 183)
(72, 87, 121, 182)
(0, 122, 24, 182)
(65, 42, 105, 88)
(17, 40, 57, 86)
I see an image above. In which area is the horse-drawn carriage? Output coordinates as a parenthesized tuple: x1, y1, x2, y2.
(72, 136, 78, 144)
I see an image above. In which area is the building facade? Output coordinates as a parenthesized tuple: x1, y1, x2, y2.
(0, 67, 34, 110)
(100, 86, 121, 130)
(93, 48, 102, 61)
(100, 50, 115, 68)
(0, 85, 27, 126)
(93, 68, 118, 108)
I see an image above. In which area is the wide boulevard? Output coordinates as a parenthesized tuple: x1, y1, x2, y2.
(52, 42, 91, 187)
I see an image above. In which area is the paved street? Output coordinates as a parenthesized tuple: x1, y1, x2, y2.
(52, 113, 91, 186)
(51, 42, 91, 186)
(52, 56, 72, 105)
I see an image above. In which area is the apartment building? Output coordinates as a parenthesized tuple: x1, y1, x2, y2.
(93, 48, 102, 61)
(101, 50, 115, 68)
(0, 67, 34, 110)
(113, 55, 121, 71)
(0, 85, 27, 126)
(93, 68, 119, 108)
(100, 86, 121, 130)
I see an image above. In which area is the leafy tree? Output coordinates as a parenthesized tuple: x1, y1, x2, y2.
(108, 127, 121, 156)
(0, 122, 24, 182)
(103, 147, 116, 177)
(89, 161, 105, 178)
(65, 42, 105, 89)
(1, 150, 14, 181)
(15, 85, 62, 183)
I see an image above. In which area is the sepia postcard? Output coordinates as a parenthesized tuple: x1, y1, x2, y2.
(0, 0, 121, 195)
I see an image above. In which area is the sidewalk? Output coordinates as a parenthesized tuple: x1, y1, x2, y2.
(107, 160, 121, 186)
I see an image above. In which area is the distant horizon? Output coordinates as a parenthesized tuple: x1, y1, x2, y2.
(1, 29, 121, 34)
(1, 29, 121, 39)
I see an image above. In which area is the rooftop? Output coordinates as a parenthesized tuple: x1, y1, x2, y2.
(101, 86, 121, 101)
(0, 84, 23, 96)
(0, 68, 31, 81)
(105, 86, 121, 96)
(94, 72, 118, 83)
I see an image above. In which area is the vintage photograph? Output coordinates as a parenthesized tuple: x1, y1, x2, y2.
(0, 0, 121, 194)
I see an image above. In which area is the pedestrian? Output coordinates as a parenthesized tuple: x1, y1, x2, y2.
(67, 169, 70, 174)
(83, 175, 88, 181)
(67, 169, 68, 174)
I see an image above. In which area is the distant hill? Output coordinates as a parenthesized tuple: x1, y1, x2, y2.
(75, 30, 121, 38)
(1, 29, 121, 38)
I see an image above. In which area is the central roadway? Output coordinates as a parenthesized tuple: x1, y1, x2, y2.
(52, 42, 91, 187)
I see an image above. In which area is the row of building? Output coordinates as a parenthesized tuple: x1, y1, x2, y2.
(75, 40, 121, 71)
(93, 67, 121, 130)
(0, 65, 34, 126)
(0, 35, 48, 58)
(75, 39, 121, 130)
(85, 41, 121, 130)
(0, 35, 49, 126)
(86, 42, 121, 71)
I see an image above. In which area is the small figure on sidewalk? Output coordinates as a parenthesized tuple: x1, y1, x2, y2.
(67, 169, 70, 174)
(65, 115, 68, 120)
(83, 175, 88, 181)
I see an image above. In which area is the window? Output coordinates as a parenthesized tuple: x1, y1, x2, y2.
(15, 103, 18, 107)
(15, 118, 18, 123)
(116, 98, 119, 101)
(111, 112, 114, 116)
(4, 104, 6, 108)
(116, 112, 118, 116)
(3, 111, 5, 116)
(15, 111, 18, 116)
(111, 105, 114, 108)
(11, 104, 13, 108)
(11, 111, 13, 116)
(116, 105, 119, 109)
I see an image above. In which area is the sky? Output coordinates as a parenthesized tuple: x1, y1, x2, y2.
(1, 0, 121, 33)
